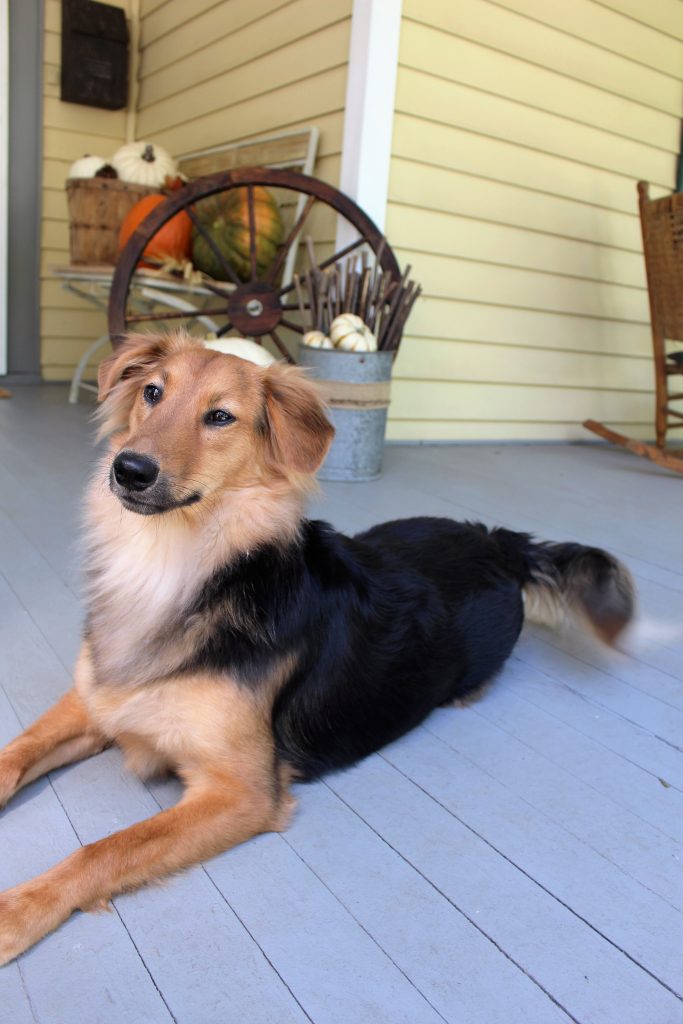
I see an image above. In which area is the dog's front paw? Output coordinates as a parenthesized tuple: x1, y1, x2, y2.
(0, 882, 63, 965)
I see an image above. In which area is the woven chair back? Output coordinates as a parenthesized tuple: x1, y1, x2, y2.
(638, 181, 683, 342)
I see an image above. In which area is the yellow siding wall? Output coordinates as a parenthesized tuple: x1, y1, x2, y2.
(41, 0, 130, 381)
(386, 0, 683, 441)
(137, 0, 350, 178)
(42, 0, 683, 444)
(136, 0, 352, 269)
(41, 0, 352, 381)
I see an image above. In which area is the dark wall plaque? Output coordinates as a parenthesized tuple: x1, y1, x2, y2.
(61, 0, 129, 110)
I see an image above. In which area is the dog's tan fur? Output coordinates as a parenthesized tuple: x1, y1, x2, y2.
(0, 332, 332, 963)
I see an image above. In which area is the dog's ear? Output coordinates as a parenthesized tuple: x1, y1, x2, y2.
(262, 364, 334, 474)
(96, 332, 192, 438)
(98, 333, 173, 402)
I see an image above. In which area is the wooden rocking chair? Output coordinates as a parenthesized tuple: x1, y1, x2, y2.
(584, 181, 683, 473)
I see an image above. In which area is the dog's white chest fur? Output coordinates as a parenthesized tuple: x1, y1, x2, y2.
(83, 480, 214, 684)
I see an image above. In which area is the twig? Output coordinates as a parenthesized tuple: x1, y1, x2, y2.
(292, 244, 421, 353)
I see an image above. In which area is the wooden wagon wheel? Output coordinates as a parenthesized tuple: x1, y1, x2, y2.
(108, 168, 401, 364)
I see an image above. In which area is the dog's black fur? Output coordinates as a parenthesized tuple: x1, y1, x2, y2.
(186, 515, 632, 781)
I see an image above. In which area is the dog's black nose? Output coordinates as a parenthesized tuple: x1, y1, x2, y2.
(113, 451, 159, 492)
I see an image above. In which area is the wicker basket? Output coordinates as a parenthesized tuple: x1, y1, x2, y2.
(66, 177, 157, 265)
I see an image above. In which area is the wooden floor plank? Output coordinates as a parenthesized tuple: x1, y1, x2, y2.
(513, 634, 683, 753)
(330, 754, 683, 1024)
(210, 835, 450, 1024)
(423, 702, 683, 912)
(0, 459, 81, 593)
(0, 963, 40, 1024)
(0, 621, 174, 1024)
(472, 682, 683, 846)
(384, 726, 683, 998)
(0, 507, 83, 670)
(392, 444, 681, 576)
(284, 779, 572, 1024)
(0, 387, 93, 592)
(0, 585, 311, 1024)
(0, 569, 78, 722)
(527, 624, 683, 701)
(506, 657, 683, 792)
(55, 757, 313, 1024)
(621, 639, 683, 686)
(147, 777, 450, 1024)
(386, 446, 683, 607)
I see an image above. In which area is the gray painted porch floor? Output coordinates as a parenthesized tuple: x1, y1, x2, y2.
(0, 385, 682, 1024)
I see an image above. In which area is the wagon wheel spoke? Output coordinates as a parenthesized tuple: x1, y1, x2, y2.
(266, 195, 316, 285)
(269, 329, 296, 364)
(214, 320, 235, 338)
(125, 307, 231, 324)
(247, 185, 258, 282)
(185, 203, 243, 287)
(200, 280, 236, 300)
(279, 317, 305, 335)
(277, 236, 367, 297)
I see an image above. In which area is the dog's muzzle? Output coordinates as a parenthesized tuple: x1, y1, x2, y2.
(110, 450, 201, 515)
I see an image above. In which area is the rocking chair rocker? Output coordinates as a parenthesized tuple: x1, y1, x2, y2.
(584, 181, 683, 474)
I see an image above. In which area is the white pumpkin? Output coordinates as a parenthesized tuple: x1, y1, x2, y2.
(204, 337, 276, 366)
(303, 330, 333, 349)
(68, 155, 108, 179)
(330, 313, 377, 352)
(111, 141, 177, 188)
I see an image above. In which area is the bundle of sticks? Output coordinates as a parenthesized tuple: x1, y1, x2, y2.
(294, 237, 421, 353)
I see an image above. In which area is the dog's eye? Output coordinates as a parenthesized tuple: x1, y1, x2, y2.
(143, 384, 163, 405)
(204, 409, 236, 426)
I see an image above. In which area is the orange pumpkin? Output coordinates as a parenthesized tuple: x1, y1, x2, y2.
(118, 194, 192, 265)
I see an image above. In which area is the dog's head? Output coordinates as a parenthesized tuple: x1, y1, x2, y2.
(96, 331, 334, 515)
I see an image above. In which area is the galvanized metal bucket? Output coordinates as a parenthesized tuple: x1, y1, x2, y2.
(299, 347, 393, 481)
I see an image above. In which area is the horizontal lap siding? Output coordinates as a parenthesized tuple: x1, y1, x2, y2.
(41, 0, 352, 381)
(130, 0, 351, 379)
(40, 0, 130, 382)
(386, 0, 683, 441)
(136, 0, 351, 268)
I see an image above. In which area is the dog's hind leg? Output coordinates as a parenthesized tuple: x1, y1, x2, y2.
(0, 649, 107, 808)
(0, 767, 282, 964)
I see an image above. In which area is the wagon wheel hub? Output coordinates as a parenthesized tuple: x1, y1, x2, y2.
(227, 282, 282, 336)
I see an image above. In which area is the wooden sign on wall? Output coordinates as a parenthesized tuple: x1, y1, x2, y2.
(61, 0, 128, 110)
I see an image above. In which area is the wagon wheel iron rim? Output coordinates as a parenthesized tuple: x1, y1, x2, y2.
(108, 168, 401, 365)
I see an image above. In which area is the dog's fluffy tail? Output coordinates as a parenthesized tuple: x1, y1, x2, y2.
(511, 535, 635, 646)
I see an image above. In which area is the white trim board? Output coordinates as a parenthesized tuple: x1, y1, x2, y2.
(336, 0, 402, 249)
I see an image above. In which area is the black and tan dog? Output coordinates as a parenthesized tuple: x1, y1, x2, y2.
(0, 331, 634, 962)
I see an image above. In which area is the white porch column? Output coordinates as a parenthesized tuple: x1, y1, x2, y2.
(336, 0, 402, 248)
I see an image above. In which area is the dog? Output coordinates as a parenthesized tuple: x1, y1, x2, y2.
(0, 330, 635, 962)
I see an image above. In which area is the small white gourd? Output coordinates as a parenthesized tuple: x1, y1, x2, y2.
(303, 330, 333, 349)
(111, 142, 177, 189)
(204, 337, 276, 366)
(67, 155, 108, 179)
(330, 313, 377, 352)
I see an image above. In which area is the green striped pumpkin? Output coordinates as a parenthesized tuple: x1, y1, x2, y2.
(191, 186, 284, 282)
